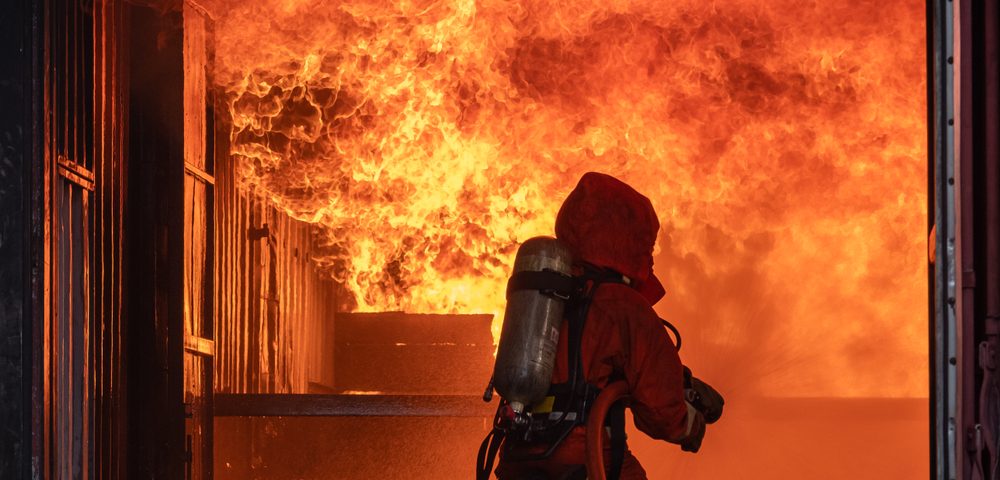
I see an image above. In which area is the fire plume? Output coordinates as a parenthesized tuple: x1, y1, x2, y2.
(214, 0, 926, 397)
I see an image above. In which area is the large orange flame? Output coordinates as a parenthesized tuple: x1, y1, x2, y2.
(214, 0, 926, 397)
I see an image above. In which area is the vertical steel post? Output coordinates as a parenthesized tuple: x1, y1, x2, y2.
(931, 0, 958, 478)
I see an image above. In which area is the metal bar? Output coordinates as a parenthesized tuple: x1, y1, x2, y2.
(264, 207, 276, 394)
(84, 0, 94, 172)
(184, 0, 216, 21)
(80, 180, 91, 480)
(72, 0, 80, 170)
(213, 394, 495, 418)
(41, 1, 57, 477)
(111, 4, 126, 476)
(57, 154, 95, 181)
(931, 0, 958, 478)
(184, 162, 215, 185)
(184, 335, 216, 357)
(62, 180, 72, 479)
(94, 2, 108, 475)
(927, 1, 937, 474)
(109, 5, 125, 476)
(248, 202, 261, 392)
(57, 164, 95, 192)
(201, 13, 217, 475)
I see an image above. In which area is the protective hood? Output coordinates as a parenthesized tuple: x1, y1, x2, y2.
(555, 172, 665, 304)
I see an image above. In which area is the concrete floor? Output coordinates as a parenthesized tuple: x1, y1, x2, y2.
(215, 396, 928, 479)
(630, 396, 929, 480)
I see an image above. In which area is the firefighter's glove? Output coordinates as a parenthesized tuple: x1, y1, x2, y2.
(685, 377, 724, 424)
(680, 404, 707, 453)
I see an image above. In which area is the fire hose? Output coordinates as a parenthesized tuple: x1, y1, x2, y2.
(585, 381, 630, 480)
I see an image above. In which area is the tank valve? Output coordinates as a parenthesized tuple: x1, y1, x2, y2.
(483, 375, 495, 402)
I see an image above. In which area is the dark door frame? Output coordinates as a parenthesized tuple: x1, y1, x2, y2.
(0, 0, 44, 478)
(3, 1, 998, 479)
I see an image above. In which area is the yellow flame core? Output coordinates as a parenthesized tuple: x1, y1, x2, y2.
(217, 0, 926, 397)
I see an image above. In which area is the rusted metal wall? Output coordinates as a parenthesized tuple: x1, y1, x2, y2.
(1, 0, 130, 476)
(213, 148, 254, 394)
(214, 152, 338, 395)
(90, 2, 129, 477)
(41, 0, 130, 477)
(267, 213, 339, 392)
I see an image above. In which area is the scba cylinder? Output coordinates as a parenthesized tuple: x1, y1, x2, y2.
(493, 236, 575, 414)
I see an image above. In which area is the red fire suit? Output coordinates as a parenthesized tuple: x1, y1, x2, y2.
(496, 172, 703, 479)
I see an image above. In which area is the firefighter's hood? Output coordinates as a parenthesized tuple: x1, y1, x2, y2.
(555, 172, 665, 304)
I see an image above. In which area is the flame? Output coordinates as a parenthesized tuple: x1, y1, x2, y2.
(214, 0, 926, 397)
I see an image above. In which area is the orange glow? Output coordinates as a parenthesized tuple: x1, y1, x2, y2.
(213, 0, 926, 399)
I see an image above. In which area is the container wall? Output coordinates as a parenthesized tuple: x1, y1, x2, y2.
(214, 150, 338, 394)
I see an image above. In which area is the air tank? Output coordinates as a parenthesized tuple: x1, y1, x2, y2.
(493, 236, 574, 414)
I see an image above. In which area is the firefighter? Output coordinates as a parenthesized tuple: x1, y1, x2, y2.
(493, 172, 723, 480)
